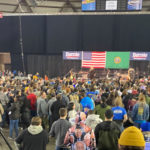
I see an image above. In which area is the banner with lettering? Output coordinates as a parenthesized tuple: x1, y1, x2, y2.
(130, 52, 150, 61)
(105, 0, 118, 10)
(128, 0, 143, 10)
(82, 0, 96, 11)
(63, 51, 82, 60)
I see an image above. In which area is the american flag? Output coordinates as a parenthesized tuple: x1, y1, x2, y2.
(82, 51, 106, 68)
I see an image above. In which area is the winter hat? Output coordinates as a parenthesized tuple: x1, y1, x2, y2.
(118, 126, 145, 147)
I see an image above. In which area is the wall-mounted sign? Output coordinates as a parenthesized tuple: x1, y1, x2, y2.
(82, 0, 96, 11)
(63, 51, 82, 60)
(130, 52, 150, 61)
(128, 0, 143, 10)
(105, 0, 118, 10)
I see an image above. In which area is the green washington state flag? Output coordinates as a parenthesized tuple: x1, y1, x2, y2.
(106, 52, 130, 69)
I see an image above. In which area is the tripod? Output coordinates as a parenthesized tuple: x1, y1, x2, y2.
(0, 129, 13, 150)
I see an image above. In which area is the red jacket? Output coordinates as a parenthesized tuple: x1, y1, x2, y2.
(27, 94, 37, 111)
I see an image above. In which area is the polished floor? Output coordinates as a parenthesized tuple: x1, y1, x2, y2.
(0, 128, 55, 150)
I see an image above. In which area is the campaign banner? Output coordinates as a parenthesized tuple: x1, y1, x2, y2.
(82, 0, 96, 11)
(130, 52, 150, 61)
(128, 0, 143, 10)
(63, 51, 82, 60)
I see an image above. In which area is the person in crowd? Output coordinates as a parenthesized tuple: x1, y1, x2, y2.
(95, 96, 111, 120)
(0, 102, 4, 128)
(143, 88, 150, 121)
(15, 117, 48, 150)
(8, 95, 21, 139)
(85, 110, 102, 130)
(67, 102, 77, 125)
(122, 89, 132, 111)
(95, 109, 121, 150)
(20, 90, 31, 129)
(69, 89, 81, 112)
(112, 96, 127, 132)
(89, 67, 96, 80)
(50, 108, 72, 150)
(67, 102, 77, 118)
(132, 86, 138, 95)
(37, 91, 49, 130)
(118, 126, 145, 150)
(61, 90, 69, 107)
(86, 86, 97, 103)
(47, 92, 56, 129)
(0, 87, 9, 127)
(7, 91, 15, 108)
(127, 95, 137, 118)
(102, 87, 110, 99)
(106, 89, 117, 106)
(27, 88, 37, 117)
(132, 93, 149, 128)
(16, 90, 24, 106)
(51, 94, 66, 125)
(80, 93, 95, 114)
(33, 83, 41, 97)
(64, 111, 96, 150)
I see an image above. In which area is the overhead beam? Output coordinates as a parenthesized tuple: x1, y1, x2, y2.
(0, 3, 17, 6)
(12, 0, 33, 13)
(0, 10, 14, 13)
(60, 0, 77, 12)
(36, 0, 80, 2)
(13, 5, 20, 13)
(29, 5, 80, 8)
(36, 0, 80, 1)
(23, 0, 33, 13)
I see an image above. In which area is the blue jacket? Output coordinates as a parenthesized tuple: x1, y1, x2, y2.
(132, 103, 149, 121)
(80, 97, 94, 111)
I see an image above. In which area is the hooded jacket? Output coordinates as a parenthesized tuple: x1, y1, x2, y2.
(95, 121, 121, 150)
(85, 114, 103, 130)
(16, 125, 48, 150)
(95, 103, 111, 120)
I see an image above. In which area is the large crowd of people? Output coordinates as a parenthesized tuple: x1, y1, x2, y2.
(0, 69, 149, 150)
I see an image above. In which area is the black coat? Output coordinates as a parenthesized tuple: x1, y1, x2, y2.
(20, 95, 31, 121)
(8, 101, 20, 120)
(51, 100, 66, 123)
(95, 121, 121, 150)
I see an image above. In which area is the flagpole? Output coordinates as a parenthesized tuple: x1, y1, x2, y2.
(81, 51, 83, 72)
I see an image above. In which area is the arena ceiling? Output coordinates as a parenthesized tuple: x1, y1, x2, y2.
(0, 0, 81, 13)
(0, 0, 150, 14)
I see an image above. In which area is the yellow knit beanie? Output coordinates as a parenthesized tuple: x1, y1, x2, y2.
(118, 126, 145, 147)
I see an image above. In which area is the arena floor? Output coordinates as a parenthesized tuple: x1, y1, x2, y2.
(0, 128, 55, 150)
